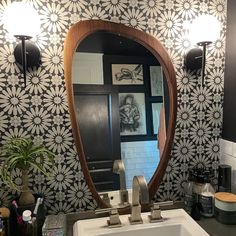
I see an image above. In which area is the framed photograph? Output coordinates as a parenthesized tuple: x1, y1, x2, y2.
(150, 66, 163, 96)
(112, 64, 143, 85)
(152, 103, 163, 135)
(119, 93, 146, 136)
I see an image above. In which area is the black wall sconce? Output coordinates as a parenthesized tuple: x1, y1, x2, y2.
(3, 2, 41, 87)
(184, 15, 221, 86)
(184, 48, 203, 71)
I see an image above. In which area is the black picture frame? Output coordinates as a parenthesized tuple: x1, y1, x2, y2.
(103, 54, 160, 142)
(111, 64, 144, 85)
(119, 92, 147, 136)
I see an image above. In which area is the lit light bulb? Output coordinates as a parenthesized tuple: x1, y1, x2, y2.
(189, 15, 220, 46)
(3, 2, 40, 38)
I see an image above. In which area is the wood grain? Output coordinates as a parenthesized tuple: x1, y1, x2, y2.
(64, 20, 177, 212)
(215, 192, 236, 203)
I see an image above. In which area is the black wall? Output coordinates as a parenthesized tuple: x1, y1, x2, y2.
(222, 0, 236, 141)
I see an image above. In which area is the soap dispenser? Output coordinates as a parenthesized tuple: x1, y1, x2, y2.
(199, 171, 215, 217)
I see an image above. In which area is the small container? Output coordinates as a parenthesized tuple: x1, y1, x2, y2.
(0, 218, 5, 236)
(191, 168, 215, 218)
(215, 192, 236, 224)
(184, 170, 195, 215)
(199, 173, 215, 217)
(191, 169, 205, 220)
(192, 169, 205, 200)
(42, 214, 65, 236)
(218, 164, 231, 192)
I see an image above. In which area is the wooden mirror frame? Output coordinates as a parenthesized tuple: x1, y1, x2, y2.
(64, 20, 177, 210)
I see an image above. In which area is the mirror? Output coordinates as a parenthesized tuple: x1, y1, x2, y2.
(72, 31, 170, 193)
(64, 20, 177, 209)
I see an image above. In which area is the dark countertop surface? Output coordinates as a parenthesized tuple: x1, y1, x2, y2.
(197, 217, 236, 236)
(65, 204, 236, 236)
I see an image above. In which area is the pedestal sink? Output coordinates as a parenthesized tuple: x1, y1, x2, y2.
(73, 209, 209, 236)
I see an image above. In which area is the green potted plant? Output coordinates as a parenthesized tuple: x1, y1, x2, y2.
(0, 137, 55, 206)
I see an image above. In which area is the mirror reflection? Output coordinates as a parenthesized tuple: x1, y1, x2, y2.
(71, 31, 169, 193)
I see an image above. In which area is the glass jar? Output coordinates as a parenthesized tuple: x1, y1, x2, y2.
(184, 170, 195, 215)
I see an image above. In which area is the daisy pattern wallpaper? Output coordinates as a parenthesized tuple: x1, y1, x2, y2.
(0, 0, 226, 213)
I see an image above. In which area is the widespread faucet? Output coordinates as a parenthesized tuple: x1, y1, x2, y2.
(129, 175, 149, 224)
(113, 160, 129, 206)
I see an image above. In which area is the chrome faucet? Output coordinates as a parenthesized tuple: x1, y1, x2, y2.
(113, 160, 129, 206)
(129, 175, 149, 224)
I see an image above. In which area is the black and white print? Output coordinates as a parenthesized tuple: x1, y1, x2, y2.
(119, 93, 146, 135)
(0, 0, 226, 213)
(112, 64, 143, 85)
(152, 103, 163, 135)
(150, 66, 163, 96)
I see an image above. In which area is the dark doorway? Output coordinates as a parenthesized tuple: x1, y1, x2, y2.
(73, 84, 121, 191)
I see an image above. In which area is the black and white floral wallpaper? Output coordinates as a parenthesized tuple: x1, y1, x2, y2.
(0, 0, 226, 213)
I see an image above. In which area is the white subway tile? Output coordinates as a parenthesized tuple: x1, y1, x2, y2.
(220, 138, 233, 156)
(232, 142, 236, 158)
(121, 140, 160, 188)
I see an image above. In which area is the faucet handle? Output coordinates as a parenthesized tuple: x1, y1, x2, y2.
(95, 208, 122, 227)
(119, 189, 129, 206)
(154, 201, 173, 208)
(99, 193, 111, 207)
(148, 201, 173, 223)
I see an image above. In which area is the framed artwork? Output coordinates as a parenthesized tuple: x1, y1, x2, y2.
(152, 103, 163, 135)
(119, 93, 147, 136)
(112, 64, 143, 85)
(150, 66, 163, 96)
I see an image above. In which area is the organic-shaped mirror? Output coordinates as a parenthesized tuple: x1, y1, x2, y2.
(73, 31, 170, 194)
(64, 20, 177, 209)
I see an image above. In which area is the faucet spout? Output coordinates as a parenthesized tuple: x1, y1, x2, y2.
(132, 175, 149, 205)
(129, 175, 149, 224)
(113, 160, 129, 205)
(113, 160, 126, 190)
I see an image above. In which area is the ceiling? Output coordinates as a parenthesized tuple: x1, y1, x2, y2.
(77, 31, 157, 59)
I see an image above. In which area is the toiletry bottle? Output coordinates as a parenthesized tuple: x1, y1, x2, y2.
(192, 168, 205, 197)
(32, 197, 43, 236)
(0, 208, 10, 236)
(191, 168, 205, 220)
(0, 217, 5, 236)
(22, 210, 37, 236)
(184, 169, 195, 215)
(199, 171, 215, 217)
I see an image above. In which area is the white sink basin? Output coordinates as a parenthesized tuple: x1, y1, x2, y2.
(73, 209, 209, 236)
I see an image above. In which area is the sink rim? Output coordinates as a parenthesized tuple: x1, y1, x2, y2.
(92, 223, 191, 236)
(73, 209, 209, 236)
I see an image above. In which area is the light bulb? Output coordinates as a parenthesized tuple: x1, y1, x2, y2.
(189, 15, 220, 45)
(3, 2, 40, 38)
